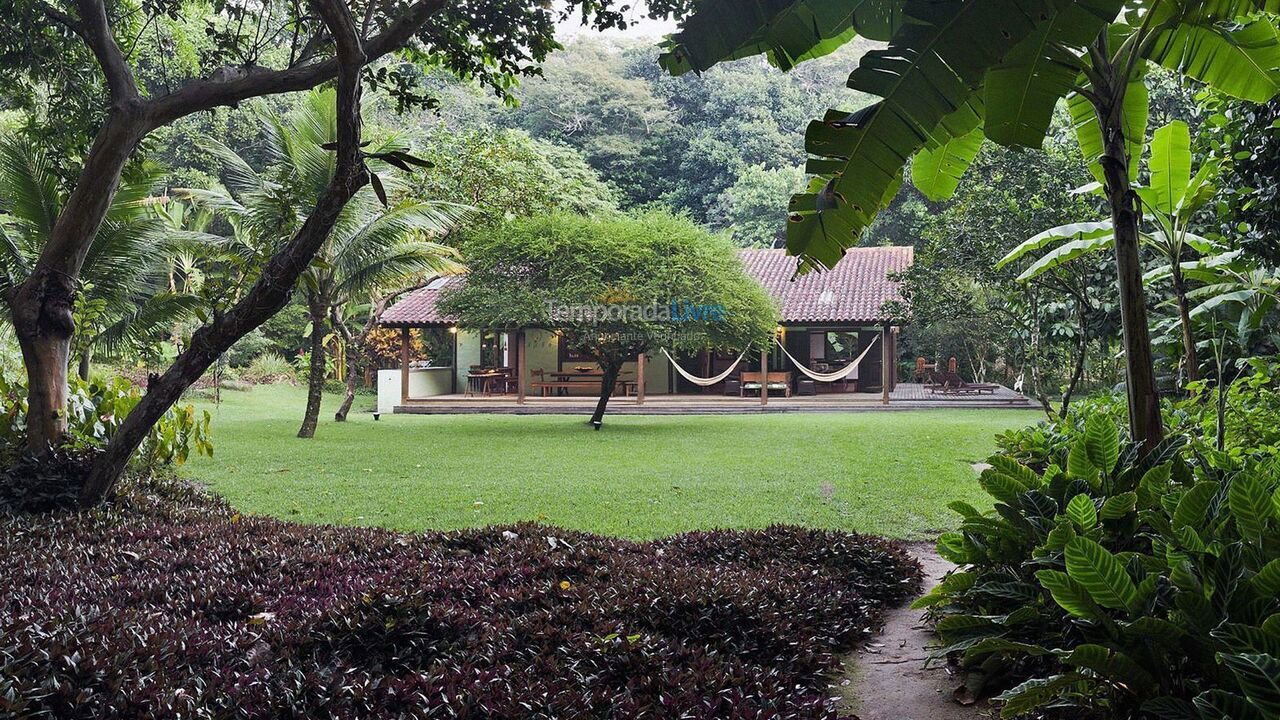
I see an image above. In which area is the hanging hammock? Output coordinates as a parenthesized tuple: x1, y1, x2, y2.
(776, 334, 879, 383)
(659, 348, 750, 387)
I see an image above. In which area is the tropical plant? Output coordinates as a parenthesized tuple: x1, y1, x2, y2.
(660, 0, 1280, 450)
(919, 412, 1280, 719)
(998, 119, 1224, 383)
(0, 136, 201, 380)
(187, 89, 468, 438)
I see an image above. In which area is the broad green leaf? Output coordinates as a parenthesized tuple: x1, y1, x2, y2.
(1067, 493, 1098, 529)
(912, 126, 984, 201)
(1192, 689, 1266, 720)
(997, 220, 1112, 268)
(787, 0, 1084, 270)
(982, 0, 1124, 148)
(1173, 481, 1218, 528)
(1251, 559, 1280, 596)
(1229, 471, 1275, 541)
(1213, 623, 1280, 656)
(1017, 233, 1115, 281)
(1067, 439, 1100, 482)
(936, 614, 1005, 642)
(1149, 120, 1192, 215)
(1036, 568, 1103, 619)
(1065, 536, 1138, 611)
(658, 0, 903, 75)
(1100, 492, 1138, 520)
(1064, 644, 1158, 694)
(980, 470, 1029, 505)
(995, 674, 1085, 717)
(1217, 653, 1280, 716)
(1146, 19, 1280, 103)
(1084, 415, 1120, 475)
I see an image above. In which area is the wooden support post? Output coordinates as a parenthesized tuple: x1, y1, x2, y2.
(881, 324, 890, 405)
(516, 330, 526, 405)
(760, 349, 768, 406)
(399, 326, 410, 405)
(637, 352, 646, 404)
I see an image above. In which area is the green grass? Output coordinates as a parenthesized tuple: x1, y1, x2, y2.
(184, 385, 1034, 540)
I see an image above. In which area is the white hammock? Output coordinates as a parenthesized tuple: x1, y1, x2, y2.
(660, 348, 749, 387)
(776, 334, 879, 383)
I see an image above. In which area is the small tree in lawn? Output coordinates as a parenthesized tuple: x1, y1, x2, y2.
(438, 211, 779, 428)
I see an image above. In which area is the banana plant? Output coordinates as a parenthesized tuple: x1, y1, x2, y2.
(996, 120, 1221, 382)
(1185, 259, 1280, 349)
(659, 0, 1280, 450)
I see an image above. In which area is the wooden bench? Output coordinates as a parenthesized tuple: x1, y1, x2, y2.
(739, 371, 792, 398)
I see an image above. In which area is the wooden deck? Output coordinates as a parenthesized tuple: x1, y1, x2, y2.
(391, 383, 1036, 415)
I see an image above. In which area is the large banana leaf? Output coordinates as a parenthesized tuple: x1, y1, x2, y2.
(657, 0, 902, 76)
(1067, 72, 1148, 184)
(1145, 18, 1280, 103)
(1016, 233, 1114, 280)
(911, 127, 985, 201)
(983, 0, 1123, 148)
(787, 0, 1076, 270)
(1148, 120, 1191, 215)
(997, 220, 1112, 268)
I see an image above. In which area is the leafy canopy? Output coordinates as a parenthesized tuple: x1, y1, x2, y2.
(438, 211, 779, 364)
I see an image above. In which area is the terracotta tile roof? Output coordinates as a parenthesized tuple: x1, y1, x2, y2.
(378, 275, 463, 327)
(379, 247, 912, 327)
(737, 246, 913, 324)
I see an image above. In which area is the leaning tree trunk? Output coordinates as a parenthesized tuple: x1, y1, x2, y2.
(1094, 79, 1164, 451)
(298, 297, 329, 438)
(7, 109, 145, 453)
(588, 362, 622, 429)
(79, 0, 369, 504)
(1171, 265, 1198, 383)
(1060, 306, 1089, 418)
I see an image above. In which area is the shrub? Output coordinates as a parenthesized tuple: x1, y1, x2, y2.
(243, 351, 296, 385)
(0, 373, 212, 477)
(922, 412, 1280, 719)
(0, 479, 922, 719)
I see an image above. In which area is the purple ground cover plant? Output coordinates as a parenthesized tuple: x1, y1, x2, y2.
(0, 478, 922, 719)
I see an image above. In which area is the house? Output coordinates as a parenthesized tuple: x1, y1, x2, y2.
(375, 246, 914, 412)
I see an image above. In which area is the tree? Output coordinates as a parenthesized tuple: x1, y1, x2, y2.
(713, 164, 805, 247)
(185, 89, 466, 438)
(0, 0, 655, 502)
(438, 211, 779, 427)
(0, 136, 200, 380)
(999, 120, 1222, 382)
(660, 0, 1280, 449)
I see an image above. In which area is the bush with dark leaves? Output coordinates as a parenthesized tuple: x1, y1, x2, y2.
(0, 480, 921, 719)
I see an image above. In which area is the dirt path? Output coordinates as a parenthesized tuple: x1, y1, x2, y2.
(834, 542, 995, 720)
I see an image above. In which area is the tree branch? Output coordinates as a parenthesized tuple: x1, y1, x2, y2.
(144, 0, 445, 128)
(74, 0, 140, 103)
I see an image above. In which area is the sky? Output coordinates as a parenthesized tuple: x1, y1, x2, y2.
(554, 1, 678, 41)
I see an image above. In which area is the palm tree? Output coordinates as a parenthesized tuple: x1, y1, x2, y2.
(0, 136, 200, 381)
(187, 89, 468, 438)
(660, 0, 1280, 449)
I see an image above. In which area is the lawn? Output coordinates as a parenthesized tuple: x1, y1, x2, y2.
(185, 385, 1035, 539)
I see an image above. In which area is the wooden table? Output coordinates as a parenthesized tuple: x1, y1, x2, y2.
(465, 370, 506, 397)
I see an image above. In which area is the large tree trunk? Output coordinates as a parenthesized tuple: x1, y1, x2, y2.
(1171, 265, 1198, 383)
(298, 297, 328, 438)
(1094, 77, 1164, 451)
(588, 362, 622, 429)
(78, 0, 369, 504)
(331, 308, 360, 422)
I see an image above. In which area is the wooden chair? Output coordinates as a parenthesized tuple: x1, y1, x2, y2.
(914, 357, 938, 383)
(948, 356, 958, 374)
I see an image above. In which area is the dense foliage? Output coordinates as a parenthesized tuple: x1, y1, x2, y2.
(921, 357, 1280, 719)
(0, 478, 920, 718)
(0, 373, 211, 509)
